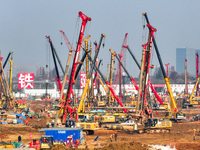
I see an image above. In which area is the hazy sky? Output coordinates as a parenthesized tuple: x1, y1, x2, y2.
(1, 1, 200, 78)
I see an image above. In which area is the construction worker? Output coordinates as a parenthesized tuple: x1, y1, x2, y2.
(115, 132, 117, 142)
(18, 135, 21, 143)
(110, 134, 113, 142)
(85, 141, 88, 148)
(193, 129, 196, 140)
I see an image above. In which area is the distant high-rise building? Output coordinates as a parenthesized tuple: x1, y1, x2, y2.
(176, 48, 200, 75)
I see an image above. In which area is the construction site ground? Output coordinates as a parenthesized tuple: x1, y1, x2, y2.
(1, 107, 200, 150)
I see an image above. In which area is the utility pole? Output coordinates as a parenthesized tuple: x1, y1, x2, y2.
(185, 59, 188, 95)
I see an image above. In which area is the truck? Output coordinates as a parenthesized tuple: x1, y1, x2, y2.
(120, 120, 135, 126)
(123, 118, 172, 134)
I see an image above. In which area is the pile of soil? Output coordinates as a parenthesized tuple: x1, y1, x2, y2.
(27, 118, 46, 128)
(94, 142, 150, 150)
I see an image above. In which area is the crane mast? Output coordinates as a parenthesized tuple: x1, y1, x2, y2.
(143, 12, 178, 113)
(125, 46, 163, 105)
(113, 33, 128, 94)
(78, 34, 105, 113)
(62, 12, 91, 123)
(84, 49, 128, 113)
(142, 24, 156, 112)
(108, 49, 116, 105)
(142, 12, 186, 121)
(59, 30, 74, 102)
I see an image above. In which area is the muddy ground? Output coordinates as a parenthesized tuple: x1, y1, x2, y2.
(1, 107, 200, 150)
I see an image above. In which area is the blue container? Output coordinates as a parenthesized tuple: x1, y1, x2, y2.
(39, 127, 83, 143)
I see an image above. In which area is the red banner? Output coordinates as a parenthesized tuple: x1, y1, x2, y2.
(18, 73, 34, 89)
(80, 73, 96, 89)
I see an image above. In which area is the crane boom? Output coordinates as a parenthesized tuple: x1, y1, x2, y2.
(62, 12, 91, 123)
(46, 36, 62, 93)
(143, 12, 178, 113)
(60, 30, 72, 51)
(78, 34, 105, 113)
(196, 53, 199, 96)
(83, 49, 128, 113)
(125, 46, 163, 104)
(0, 51, 13, 74)
(113, 33, 128, 93)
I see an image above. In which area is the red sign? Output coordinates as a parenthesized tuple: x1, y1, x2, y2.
(18, 73, 34, 89)
(80, 73, 96, 89)
(152, 84, 165, 87)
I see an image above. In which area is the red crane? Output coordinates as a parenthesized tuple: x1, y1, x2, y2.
(62, 11, 91, 123)
(196, 53, 199, 96)
(142, 23, 156, 110)
(113, 33, 128, 94)
(165, 63, 170, 77)
(59, 30, 74, 96)
(125, 45, 163, 104)
(60, 30, 71, 51)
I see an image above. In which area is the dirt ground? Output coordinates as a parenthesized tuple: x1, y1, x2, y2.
(1, 107, 200, 150)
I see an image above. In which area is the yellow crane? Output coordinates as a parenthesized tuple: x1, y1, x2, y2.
(83, 35, 91, 108)
(143, 12, 185, 121)
(78, 34, 105, 113)
(183, 78, 199, 108)
(108, 49, 115, 105)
